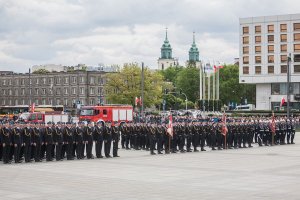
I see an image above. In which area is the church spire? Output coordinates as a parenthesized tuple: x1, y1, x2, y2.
(189, 32, 199, 62)
(165, 27, 168, 41)
(160, 28, 172, 59)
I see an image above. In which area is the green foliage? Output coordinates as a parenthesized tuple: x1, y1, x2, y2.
(175, 66, 200, 103)
(32, 69, 50, 74)
(219, 64, 256, 106)
(160, 66, 183, 82)
(105, 63, 163, 107)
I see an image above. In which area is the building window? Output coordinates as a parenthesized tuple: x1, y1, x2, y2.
(255, 66, 261, 74)
(56, 88, 61, 95)
(294, 44, 300, 52)
(281, 65, 287, 73)
(243, 67, 249, 74)
(72, 76, 77, 83)
(64, 99, 68, 106)
(3, 80, 6, 85)
(99, 78, 104, 85)
(255, 25, 261, 34)
(21, 79, 25, 85)
(294, 33, 300, 42)
(34, 88, 39, 95)
(64, 88, 68, 95)
(90, 87, 95, 95)
(42, 88, 46, 95)
(80, 76, 84, 83)
(294, 23, 300, 31)
(294, 65, 300, 73)
(9, 79, 12, 85)
(243, 36, 249, 44)
(281, 44, 287, 52)
(15, 79, 19, 85)
(42, 77, 46, 84)
(268, 35, 274, 43)
(243, 26, 249, 34)
(280, 24, 287, 32)
(64, 77, 69, 84)
(255, 36, 261, 43)
(243, 56, 249, 64)
(294, 54, 300, 62)
(255, 46, 261, 53)
(80, 87, 84, 95)
(281, 55, 287, 63)
(55, 77, 61, 84)
(72, 87, 76, 95)
(281, 34, 287, 42)
(90, 77, 95, 84)
(268, 45, 274, 53)
(9, 89, 12, 95)
(21, 88, 25, 95)
(271, 84, 280, 95)
(268, 24, 274, 33)
(268, 66, 274, 74)
(42, 98, 46, 105)
(268, 55, 274, 63)
(35, 78, 39, 84)
(243, 46, 249, 54)
(48, 78, 53, 84)
(49, 88, 53, 95)
(255, 56, 261, 64)
(56, 99, 61, 105)
(98, 87, 103, 95)
(89, 99, 95, 105)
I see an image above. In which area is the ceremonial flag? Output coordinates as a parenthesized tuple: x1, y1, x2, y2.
(31, 102, 35, 113)
(271, 112, 275, 135)
(280, 97, 286, 107)
(221, 111, 228, 136)
(167, 114, 173, 137)
(135, 97, 142, 106)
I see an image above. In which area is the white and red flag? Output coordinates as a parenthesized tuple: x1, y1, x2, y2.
(280, 97, 286, 107)
(31, 103, 35, 113)
(221, 111, 228, 136)
(135, 97, 142, 106)
(167, 114, 173, 137)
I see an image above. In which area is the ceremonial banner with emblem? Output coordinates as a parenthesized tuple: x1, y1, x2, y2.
(167, 114, 173, 137)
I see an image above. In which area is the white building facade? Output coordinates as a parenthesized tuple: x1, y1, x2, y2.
(239, 14, 300, 110)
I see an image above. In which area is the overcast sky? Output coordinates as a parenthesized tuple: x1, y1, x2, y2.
(0, 0, 299, 72)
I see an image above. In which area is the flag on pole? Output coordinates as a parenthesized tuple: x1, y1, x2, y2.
(271, 112, 275, 135)
(280, 97, 286, 107)
(221, 111, 228, 136)
(139, 96, 142, 105)
(31, 102, 35, 113)
(167, 114, 173, 137)
(135, 97, 142, 106)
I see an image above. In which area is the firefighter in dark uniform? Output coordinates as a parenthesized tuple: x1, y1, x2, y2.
(156, 124, 163, 154)
(40, 122, 46, 160)
(13, 123, 22, 163)
(112, 122, 120, 157)
(84, 122, 94, 159)
(1, 122, 12, 164)
(23, 123, 32, 162)
(149, 124, 156, 155)
(93, 121, 104, 158)
(185, 122, 192, 152)
(103, 121, 112, 158)
(45, 122, 53, 161)
(53, 122, 64, 161)
(192, 122, 199, 152)
(291, 119, 296, 144)
(32, 123, 42, 162)
(64, 122, 74, 160)
(75, 122, 85, 159)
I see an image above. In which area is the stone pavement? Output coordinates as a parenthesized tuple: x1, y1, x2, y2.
(0, 135, 300, 200)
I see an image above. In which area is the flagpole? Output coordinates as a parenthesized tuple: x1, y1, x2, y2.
(208, 73, 210, 111)
(213, 61, 215, 112)
(216, 62, 220, 111)
(203, 63, 206, 111)
(200, 61, 202, 101)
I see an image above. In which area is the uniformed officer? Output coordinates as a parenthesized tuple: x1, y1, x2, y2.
(53, 122, 64, 161)
(32, 123, 42, 162)
(93, 121, 104, 158)
(84, 122, 94, 159)
(112, 122, 120, 157)
(103, 121, 112, 158)
(45, 122, 53, 161)
(1, 121, 12, 164)
(13, 122, 22, 163)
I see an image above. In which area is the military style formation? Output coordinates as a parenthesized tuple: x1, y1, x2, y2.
(0, 121, 120, 164)
(0, 116, 298, 164)
(120, 117, 297, 155)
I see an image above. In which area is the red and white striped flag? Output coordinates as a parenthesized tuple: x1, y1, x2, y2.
(167, 114, 173, 137)
(31, 103, 35, 113)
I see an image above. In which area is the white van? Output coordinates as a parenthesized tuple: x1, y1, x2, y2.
(234, 104, 255, 111)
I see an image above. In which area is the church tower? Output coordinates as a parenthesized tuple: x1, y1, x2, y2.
(158, 28, 177, 70)
(187, 32, 201, 67)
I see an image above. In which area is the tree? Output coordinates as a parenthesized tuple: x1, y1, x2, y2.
(105, 63, 163, 108)
(219, 64, 255, 106)
(175, 66, 200, 103)
(32, 69, 50, 74)
(160, 65, 184, 82)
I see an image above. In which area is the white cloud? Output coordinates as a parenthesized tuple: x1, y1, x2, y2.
(0, 0, 300, 72)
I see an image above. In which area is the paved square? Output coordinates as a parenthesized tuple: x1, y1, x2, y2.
(1, 134, 300, 200)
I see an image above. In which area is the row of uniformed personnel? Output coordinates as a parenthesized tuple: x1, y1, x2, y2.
(0, 121, 120, 164)
(120, 120, 296, 155)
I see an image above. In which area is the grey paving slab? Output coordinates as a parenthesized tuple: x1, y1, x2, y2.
(0, 134, 300, 200)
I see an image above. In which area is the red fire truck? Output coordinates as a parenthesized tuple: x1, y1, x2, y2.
(79, 105, 133, 125)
